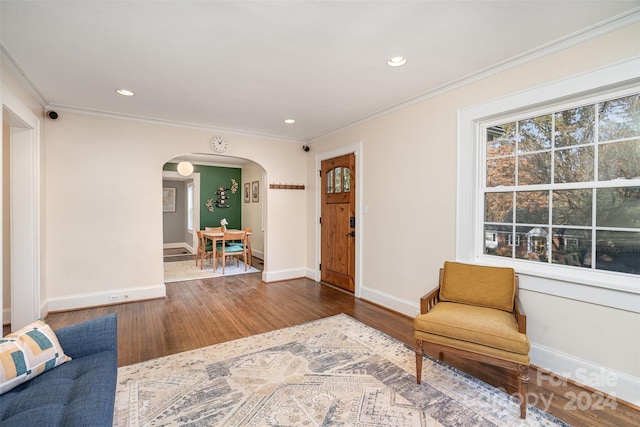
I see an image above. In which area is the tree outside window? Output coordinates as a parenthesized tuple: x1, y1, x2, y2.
(483, 93, 640, 276)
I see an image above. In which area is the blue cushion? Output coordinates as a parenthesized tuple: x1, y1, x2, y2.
(0, 314, 118, 427)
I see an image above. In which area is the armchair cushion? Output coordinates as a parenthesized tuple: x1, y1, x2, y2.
(414, 302, 530, 355)
(440, 261, 516, 312)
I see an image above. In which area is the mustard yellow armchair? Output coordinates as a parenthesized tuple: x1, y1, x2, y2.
(414, 261, 531, 419)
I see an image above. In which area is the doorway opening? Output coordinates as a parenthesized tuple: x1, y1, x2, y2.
(161, 154, 266, 280)
(2, 95, 41, 332)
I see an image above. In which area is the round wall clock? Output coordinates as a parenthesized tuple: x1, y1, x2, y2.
(211, 136, 228, 153)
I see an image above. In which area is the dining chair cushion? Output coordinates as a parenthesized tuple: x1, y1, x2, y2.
(414, 302, 530, 355)
(439, 261, 516, 312)
(223, 245, 244, 253)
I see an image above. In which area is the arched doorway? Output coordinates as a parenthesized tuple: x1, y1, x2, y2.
(161, 153, 266, 278)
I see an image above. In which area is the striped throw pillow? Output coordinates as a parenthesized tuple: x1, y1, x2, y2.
(0, 319, 71, 395)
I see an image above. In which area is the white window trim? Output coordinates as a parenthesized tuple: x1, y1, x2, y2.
(457, 57, 640, 312)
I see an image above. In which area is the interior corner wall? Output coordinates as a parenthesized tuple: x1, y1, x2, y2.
(306, 22, 640, 404)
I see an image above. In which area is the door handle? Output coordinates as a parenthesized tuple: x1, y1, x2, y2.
(346, 231, 355, 237)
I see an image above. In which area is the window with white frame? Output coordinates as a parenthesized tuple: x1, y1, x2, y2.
(481, 92, 639, 276)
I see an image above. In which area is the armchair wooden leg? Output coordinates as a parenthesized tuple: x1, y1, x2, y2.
(517, 364, 529, 419)
(415, 338, 423, 384)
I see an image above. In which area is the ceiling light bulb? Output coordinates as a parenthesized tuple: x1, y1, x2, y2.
(387, 57, 407, 67)
(177, 161, 194, 176)
(284, 119, 296, 124)
(116, 89, 135, 96)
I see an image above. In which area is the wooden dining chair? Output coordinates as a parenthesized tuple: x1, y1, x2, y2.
(195, 230, 213, 269)
(217, 230, 249, 274)
(243, 227, 253, 266)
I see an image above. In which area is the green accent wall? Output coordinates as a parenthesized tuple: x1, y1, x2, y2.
(163, 163, 242, 230)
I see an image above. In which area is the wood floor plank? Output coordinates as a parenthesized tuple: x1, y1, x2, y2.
(43, 272, 639, 426)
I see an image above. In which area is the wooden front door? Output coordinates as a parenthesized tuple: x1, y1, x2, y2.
(321, 153, 355, 292)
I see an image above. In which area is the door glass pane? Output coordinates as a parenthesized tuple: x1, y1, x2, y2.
(596, 187, 640, 228)
(343, 168, 351, 192)
(334, 167, 342, 193)
(518, 152, 551, 185)
(327, 169, 334, 193)
(553, 189, 592, 226)
(554, 146, 594, 183)
(598, 139, 640, 181)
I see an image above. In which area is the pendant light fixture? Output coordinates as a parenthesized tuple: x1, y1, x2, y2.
(177, 156, 194, 176)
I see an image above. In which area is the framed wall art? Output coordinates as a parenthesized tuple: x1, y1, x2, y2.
(162, 187, 176, 212)
(251, 181, 260, 203)
(244, 183, 250, 203)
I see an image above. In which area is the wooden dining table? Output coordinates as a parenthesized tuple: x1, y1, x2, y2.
(202, 229, 252, 272)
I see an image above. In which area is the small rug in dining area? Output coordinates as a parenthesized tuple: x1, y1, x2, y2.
(113, 314, 567, 427)
(164, 259, 260, 283)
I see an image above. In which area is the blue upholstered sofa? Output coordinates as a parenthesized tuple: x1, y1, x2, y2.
(0, 314, 118, 427)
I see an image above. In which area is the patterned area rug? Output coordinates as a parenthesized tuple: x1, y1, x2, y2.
(164, 260, 260, 283)
(113, 314, 568, 426)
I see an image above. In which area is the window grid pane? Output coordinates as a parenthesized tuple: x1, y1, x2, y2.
(483, 92, 640, 276)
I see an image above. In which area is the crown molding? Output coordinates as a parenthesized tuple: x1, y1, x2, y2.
(45, 103, 306, 144)
(1, 43, 48, 107)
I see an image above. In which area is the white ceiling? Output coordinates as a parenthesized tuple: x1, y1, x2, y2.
(1, 1, 639, 143)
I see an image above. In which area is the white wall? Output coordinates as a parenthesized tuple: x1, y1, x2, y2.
(42, 112, 307, 310)
(306, 23, 640, 404)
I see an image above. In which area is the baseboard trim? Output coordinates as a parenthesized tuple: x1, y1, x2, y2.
(531, 342, 640, 406)
(359, 285, 418, 318)
(45, 285, 167, 313)
(262, 268, 307, 283)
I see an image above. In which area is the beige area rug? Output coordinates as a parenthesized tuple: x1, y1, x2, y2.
(113, 314, 567, 427)
(164, 260, 260, 283)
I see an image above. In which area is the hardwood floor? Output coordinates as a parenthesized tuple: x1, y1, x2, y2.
(42, 271, 638, 426)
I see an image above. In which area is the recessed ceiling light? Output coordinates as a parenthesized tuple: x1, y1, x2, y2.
(116, 89, 135, 96)
(284, 119, 296, 124)
(387, 56, 407, 67)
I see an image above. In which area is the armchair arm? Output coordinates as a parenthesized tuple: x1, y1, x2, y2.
(420, 287, 440, 314)
(514, 295, 527, 334)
